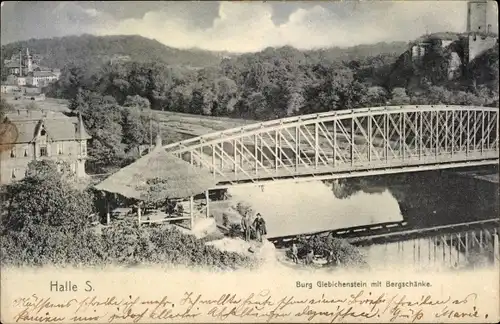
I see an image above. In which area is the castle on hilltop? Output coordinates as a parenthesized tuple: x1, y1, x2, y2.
(410, 0, 498, 64)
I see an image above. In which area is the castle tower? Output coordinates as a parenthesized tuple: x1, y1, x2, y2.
(467, 1, 489, 33)
(466, 1, 498, 62)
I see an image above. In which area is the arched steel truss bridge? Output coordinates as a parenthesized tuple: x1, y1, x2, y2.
(164, 105, 499, 188)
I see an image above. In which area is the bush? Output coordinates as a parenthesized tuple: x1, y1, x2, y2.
(2, 160, 94, 232)
(227, 223, 242, 238)
(235, 201, 253, 216)
(1, 218, 256, 270)
(0, 224, 106, 267)
(293, 235, 368, 268)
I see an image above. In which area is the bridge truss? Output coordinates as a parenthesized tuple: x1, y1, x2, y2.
(164, 106, 499, 187)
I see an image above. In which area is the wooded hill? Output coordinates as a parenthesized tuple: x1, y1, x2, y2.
(1, 34, 408, 72)
(0, 34, 225, 70)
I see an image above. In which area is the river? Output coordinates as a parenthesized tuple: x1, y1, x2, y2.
(226, 166, 498, 270)
(227, 166, 499, 238)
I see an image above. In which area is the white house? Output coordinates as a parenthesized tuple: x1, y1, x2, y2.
(26, 71, 59, 87)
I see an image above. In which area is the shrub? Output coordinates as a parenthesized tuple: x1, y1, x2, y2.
(2, 160, 94, 232)
(1, 218, 256, 270)
(235, 201, 253, 217)
(294, 235, 368, 268)
(227, 223, 242, 238)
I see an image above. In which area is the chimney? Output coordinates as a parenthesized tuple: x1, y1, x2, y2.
(19, 51, 22, 77)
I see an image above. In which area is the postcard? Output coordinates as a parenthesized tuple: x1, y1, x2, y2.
(1, 1, 499, 323)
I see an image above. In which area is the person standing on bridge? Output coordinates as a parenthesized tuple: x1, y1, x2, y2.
(253, 213, 267, 243)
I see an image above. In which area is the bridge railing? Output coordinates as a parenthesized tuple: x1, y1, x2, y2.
(163, 106, 499, 185)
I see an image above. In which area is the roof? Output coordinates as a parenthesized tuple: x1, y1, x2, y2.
(33, 71, 57, 77)
(94, 148, 217, 200)
(4, 61, 25, 68)
(4, 111, 92, 143)
(34, 66, 51, 72)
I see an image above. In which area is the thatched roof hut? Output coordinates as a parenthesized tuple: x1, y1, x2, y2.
(94, 147, 217, 201)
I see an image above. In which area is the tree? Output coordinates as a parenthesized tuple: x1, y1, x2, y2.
(122, 106, 147, 154)
(72, 91, 126, 172)
(247, 92, 269, 119)
(286, 92, 305, 116)
(365, 86, 389, 106)
(425, 86, 453, 104)
(389, 87, 411, 105)
(0, 97, 14, 122)
(124, 95, 151, 110)
(189, 88, 205, 115)
(214, 77, 238, 116)
(69, 88, 89, 112)
(3, 160, 94, 232)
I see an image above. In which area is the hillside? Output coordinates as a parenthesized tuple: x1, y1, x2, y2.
(0, 34, 225, 70)
(305, 41, 408, 62)
(1, 35, 408, 72)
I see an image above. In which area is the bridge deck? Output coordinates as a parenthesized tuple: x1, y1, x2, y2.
(206, 150, 499, 187)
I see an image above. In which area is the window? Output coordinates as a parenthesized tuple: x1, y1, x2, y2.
(10, 148, 16, 158)
(24, 147, 28, 157)
(57, 143, 63, 155)
(40, 146, 47, 157)
(41, 129, 46, 136)
(11, 168, 17, 179)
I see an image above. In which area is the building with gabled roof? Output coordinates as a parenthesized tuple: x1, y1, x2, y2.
(0, 110, 91, 184)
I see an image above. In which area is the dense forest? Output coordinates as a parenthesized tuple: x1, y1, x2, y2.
(0, 34, 225, 70)
(0, 34, 407, 74)
(45, 34, 498, 118)
(2, 33, 498, 172)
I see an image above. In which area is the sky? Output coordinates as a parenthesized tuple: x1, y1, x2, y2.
(1, 1, 498, 52)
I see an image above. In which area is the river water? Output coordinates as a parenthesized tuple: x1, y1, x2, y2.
(228, 166, 498, 238)
(227, 166, 498, 269)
